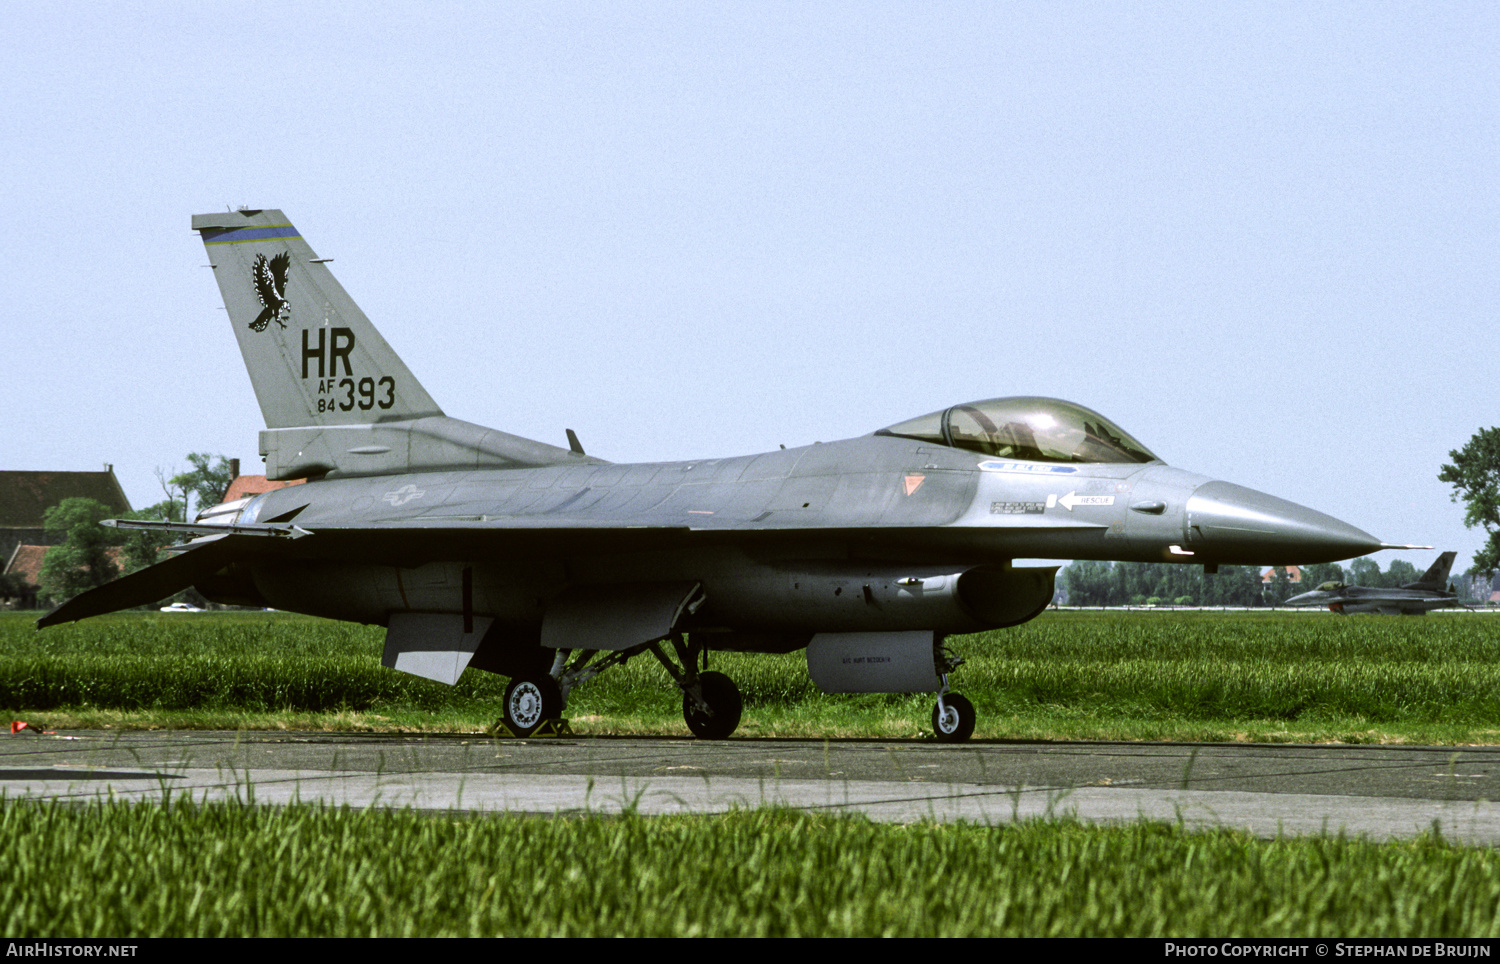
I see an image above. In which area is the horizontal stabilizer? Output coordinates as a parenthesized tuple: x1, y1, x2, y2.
(36, 537, 255, 628)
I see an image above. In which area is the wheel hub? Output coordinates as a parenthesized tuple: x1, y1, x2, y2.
(508, 683, 544, 729)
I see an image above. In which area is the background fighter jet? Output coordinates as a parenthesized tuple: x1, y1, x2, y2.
(40, 209, 1393, 741)
(1284, 551, 1466, 615)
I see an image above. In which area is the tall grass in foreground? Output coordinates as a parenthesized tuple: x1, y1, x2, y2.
(4, 611, 1499, 742)
(2, 801, 1497, 937)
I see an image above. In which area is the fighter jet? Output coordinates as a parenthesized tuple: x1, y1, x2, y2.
(39, 208, 1393, 741)
(1284, 552, 1465, 615)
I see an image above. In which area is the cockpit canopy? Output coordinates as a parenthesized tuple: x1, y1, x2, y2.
(876, 396, 1159, 464)
(1316, 581, 1347, 592)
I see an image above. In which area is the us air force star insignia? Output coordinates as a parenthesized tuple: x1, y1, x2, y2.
(381, 484, 426, 507)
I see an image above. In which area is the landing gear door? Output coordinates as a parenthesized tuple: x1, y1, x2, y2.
(383, 613, 496, 685)
(541, 581, 704, 652)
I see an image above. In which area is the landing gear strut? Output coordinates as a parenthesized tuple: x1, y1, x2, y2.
(503, 632, 743, 740)
(650, 634, 743, 740)
(930, 635, 974, 743)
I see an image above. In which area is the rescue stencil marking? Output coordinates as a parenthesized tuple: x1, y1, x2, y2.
(1047, 492, 1116, 511)
(903, 474, 926, 495)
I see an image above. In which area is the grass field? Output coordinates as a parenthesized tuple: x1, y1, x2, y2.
(4, 609, 1500, 743)
(3, 801, 1499, 937)
(8, 610, 1500, 938)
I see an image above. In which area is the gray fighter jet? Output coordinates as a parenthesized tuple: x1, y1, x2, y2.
(1284, 552, 1465, 615)
(39, 209, 1394, 741)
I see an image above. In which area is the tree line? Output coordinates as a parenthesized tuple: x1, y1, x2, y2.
(1061, 420, 1500, 609)
(1056, 558, 1439, 608)
(24, 454, 236, 607)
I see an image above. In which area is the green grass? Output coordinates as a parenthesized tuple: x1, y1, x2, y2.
(4, 610, 1500, 742)
(9, 614, 1500, 938)
(2, 801, 1498, 937)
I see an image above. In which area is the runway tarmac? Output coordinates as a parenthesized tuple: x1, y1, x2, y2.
(4, 729, 1499, 843)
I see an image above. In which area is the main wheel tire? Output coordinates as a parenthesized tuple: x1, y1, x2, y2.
(683, 671, 743, 740)
(932, 693, 976, 743)
(503, 675, 563, 737)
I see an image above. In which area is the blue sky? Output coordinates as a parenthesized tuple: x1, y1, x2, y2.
(4, 2, 1496, 571)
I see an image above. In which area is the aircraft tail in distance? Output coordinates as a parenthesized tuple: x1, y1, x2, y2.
(1405, 551, 1457, 591)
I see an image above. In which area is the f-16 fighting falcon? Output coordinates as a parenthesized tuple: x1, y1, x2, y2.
(1284, 551, 1467, 615)
(39, 209, 1396, 741)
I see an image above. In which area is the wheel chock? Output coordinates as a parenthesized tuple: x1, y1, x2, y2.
(489, 718, 573, 738)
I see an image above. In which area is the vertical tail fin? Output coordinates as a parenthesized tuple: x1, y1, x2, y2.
(193, 209, 443, 429)
(1406, 551, 1457, 591)
(193, 209, 585, 479)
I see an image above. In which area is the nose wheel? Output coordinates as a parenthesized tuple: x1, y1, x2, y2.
(932, 692, 975, 743)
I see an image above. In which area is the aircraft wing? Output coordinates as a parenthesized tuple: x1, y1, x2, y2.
(39, 513, 1108, 628)
(37, 535, 272, 628)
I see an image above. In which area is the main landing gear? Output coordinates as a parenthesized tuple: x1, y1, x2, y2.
(501, 675, 564, 738)
(498, 633, 744, 740)
(683, 671, 743, 740)
(499, 632, 971, 743)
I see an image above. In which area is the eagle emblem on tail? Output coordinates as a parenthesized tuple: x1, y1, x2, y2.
(250, 252, 292, 331)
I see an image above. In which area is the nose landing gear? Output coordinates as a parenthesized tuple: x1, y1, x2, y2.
(931, 691, 975, 743)
(930, 637, 975, 743)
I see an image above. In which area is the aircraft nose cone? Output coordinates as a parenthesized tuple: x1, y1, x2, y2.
(1186, 481, 1382, 565)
